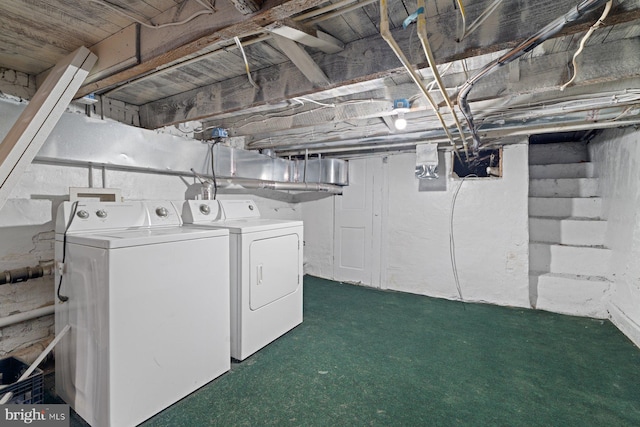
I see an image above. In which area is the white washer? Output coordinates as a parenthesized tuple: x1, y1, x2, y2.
(181, 199, 303, 361)
(54, 200, 230, 427)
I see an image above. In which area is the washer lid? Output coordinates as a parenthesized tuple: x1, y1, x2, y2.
(65, 226, 228, 249)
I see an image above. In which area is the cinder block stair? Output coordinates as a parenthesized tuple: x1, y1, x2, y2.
(529, 217, 607, 246)
(528, 141, 589, 165)
(529, 243, 611, 277)
(529, 273, 611, 319)
(528, 141, 610, 319)
(529, 197, 602, 219)
(529, 178, 599, 198)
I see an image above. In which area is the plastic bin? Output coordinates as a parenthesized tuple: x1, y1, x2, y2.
(0, 357, 44, 404)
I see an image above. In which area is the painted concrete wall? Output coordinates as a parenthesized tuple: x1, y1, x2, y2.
(384, 144, 529, 306)
(302, 143, 531, 308)
(0, 98, 300, 359)
(588, 127, 640, 347)
(301, 195, 335, 278)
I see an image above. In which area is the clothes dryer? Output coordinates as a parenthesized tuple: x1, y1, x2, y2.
(181, 199, 303, 361)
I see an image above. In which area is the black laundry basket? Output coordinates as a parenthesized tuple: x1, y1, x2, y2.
(0, 357, 44, 404)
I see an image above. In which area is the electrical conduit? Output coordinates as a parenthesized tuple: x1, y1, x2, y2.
(416, 0, 469, 156)
(457, 0, 612, 153)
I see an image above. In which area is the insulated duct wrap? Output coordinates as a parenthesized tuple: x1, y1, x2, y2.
(415, 143, 439, 179)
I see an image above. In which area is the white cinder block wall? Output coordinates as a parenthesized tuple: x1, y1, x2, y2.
(0, 99, 300, 359)
(303, 143, 531, 308)
(588, 127, 640, 348)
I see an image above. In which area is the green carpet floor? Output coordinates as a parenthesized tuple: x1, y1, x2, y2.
(51, 275, 640, 426)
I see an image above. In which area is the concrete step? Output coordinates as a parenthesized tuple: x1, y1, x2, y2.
(529, 217, 606, 246)
(529, 162, 595, 179)
(529, 141, 589, 165)
(529, 178, 599, 198)
(529, 272, 611, 319)
(529, 242, 611, 277)
(528, 197, 602, 219)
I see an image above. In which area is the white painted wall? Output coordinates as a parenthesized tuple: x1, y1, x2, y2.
(0, 98, 300, 358)
(588, 127, 640, 347)
(302, 143, 531, 308)
(302, 195, 334, 278)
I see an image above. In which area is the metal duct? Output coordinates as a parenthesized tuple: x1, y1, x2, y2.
(457, 0, 611, 153)
(0, 101, 350, 186)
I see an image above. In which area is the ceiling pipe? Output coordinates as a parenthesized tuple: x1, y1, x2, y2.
(275, 116, 640, 156)
(457, 0, 611, 153)
(379, 0, 460, 153)
(416, 0, 469, 157)
(218, 178, 343, 194)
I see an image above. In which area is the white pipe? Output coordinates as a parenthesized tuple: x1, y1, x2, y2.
(276, 118, 640, 156)
(416, 0, 469, 156)
(0, 305, 54, 329)
(305, 0, 378, 24)
(379, 0, 458, 149)
(220, 178, 343, 194)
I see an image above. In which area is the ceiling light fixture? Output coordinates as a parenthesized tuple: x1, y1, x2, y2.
(393, 98, 411, 131)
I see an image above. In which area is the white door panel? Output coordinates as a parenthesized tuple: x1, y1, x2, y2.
(333, 158, 383, 285)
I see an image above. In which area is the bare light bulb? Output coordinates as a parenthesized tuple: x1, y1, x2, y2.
(394, 112, 407, 130)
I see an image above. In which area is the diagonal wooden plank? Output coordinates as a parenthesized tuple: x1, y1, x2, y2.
(76, 0, 330, 98)
(266, 18, 344, 53)
(270, 33, 331, 87)
(0, 47, 97, 210)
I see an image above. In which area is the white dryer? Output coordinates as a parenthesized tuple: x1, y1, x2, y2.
(54, 200, 230, 427)
(181, 199, 303, 361)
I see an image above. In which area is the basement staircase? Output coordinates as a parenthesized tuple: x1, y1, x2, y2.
(528, 141, 611, 319)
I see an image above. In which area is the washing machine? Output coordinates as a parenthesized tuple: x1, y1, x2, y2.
(181, 199, 303, 361)
(54, 200, 230, 427)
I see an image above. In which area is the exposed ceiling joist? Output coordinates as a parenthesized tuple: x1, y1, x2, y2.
(230, 0, 263, 15)
(75, 0, 329, 98)
(139, 1, 639, 130)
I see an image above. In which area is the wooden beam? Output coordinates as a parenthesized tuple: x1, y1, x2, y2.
(139, 1, 640, 129)
(234, 37, 640, 146)
(86, 25, 139, 84)
(266, 19, 344, 53)
(0, 47, 97, 210)
(230, 0, 263, 14)
(76, 0, 329, 98)
(270, 33, 331, 87)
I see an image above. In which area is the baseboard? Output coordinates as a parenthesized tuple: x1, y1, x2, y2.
(608, 302, 640, 349)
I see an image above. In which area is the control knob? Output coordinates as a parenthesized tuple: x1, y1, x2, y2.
(155, 207, 169, 217)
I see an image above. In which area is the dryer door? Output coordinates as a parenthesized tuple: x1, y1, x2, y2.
(249, 233, 300, 310)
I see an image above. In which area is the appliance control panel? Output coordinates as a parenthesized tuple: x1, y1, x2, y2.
(218, 199, 261, 220)
(56, 200, 182, 233)
(181, 200, 222, 224)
